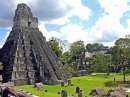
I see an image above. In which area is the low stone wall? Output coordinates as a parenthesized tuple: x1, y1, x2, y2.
(73, 70, 90, 77)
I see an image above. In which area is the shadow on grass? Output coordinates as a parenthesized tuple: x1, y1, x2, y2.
(104, 81, 130, 88)
(103, 81, 119, 87)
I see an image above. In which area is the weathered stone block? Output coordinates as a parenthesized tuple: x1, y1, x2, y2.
(61, 81, 64, 87)
(68, 79, 71, 86)
(76, 86, 80, 93)
(61, 90, 67, 97)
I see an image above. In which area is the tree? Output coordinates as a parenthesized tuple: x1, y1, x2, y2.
(68, 40, 85, 68)
(103, 54, 113, 75)
(111, 46, 122, 72)
(86, 43, 93, 52)
(91, 54, 112, 75)
(112, 38, 130, 83)
(61, 51, 70, 65)
(70, 40, 85, 59)
(64, 62, 76, 74)
(86, 43, 105, 52)
(48, 40, 62, 57)
(60, 41, 85, 74)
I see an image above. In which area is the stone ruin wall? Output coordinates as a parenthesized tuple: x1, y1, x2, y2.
(13, 3, 38, 30)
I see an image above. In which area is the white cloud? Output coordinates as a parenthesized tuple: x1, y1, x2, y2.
(98, 0, 130, 18)
(65, 0, 92, 20)
(89, 0, 130, 46)
(14, 0, 37, 6)
(39, 22, 92, 45)
(126, 19, 130, 25)
(0, 42, 3, 48)
(48, 17, 71, 25)
(36, 0, 92, 42)
(0, 27, 11, 48)
(60, 24, 92, 44)
(39, 22, 62, 41)
(0, 0, 92, 26)
(3, 31, 10, 41)
(49, 0, 92, 25)
(125, 19, 130, 35)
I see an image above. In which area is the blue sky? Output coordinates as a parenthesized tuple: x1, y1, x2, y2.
(0, 0, 130, 48)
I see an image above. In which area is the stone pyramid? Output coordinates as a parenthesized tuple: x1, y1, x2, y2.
(0, 3, 71, 85)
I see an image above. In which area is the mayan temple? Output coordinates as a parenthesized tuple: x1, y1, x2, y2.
(0, 3, 72, 85)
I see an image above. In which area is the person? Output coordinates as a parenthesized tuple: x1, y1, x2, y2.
(114, 78, 115, 82)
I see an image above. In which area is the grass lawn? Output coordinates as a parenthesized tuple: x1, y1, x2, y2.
(15, 73, 130, 97)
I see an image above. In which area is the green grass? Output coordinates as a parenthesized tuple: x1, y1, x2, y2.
(15, 73, 130, 97)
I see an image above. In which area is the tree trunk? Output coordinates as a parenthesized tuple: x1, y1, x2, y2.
(123, 67, 125, 83)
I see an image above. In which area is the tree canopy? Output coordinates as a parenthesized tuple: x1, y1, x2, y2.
(86, 43, 105, 52)
(48, 40, 62, 57)
(112, 38, 130, 65)
(91, 54, 112, 75)
(111, 37, 130, 73)
(70, 40, 85, 58)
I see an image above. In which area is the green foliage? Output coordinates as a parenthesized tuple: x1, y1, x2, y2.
(91, 54, 104, 72)
(70, 40, 85, 57)
(119, 67, 130, 75)
(61, 52, 77, 74)
(91, 54, 113, 75)
(125, 68, 130, 74)
(0, 62, 3, 70)
(64, 62, 76, 74)
(61, 52, 70, 65)
(111, 37, 130, 83)
(111, 38, 130, 72)
(86, 43, 105, 52)
(48, 40, 62, 57)
(61, 40, 85, 73)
